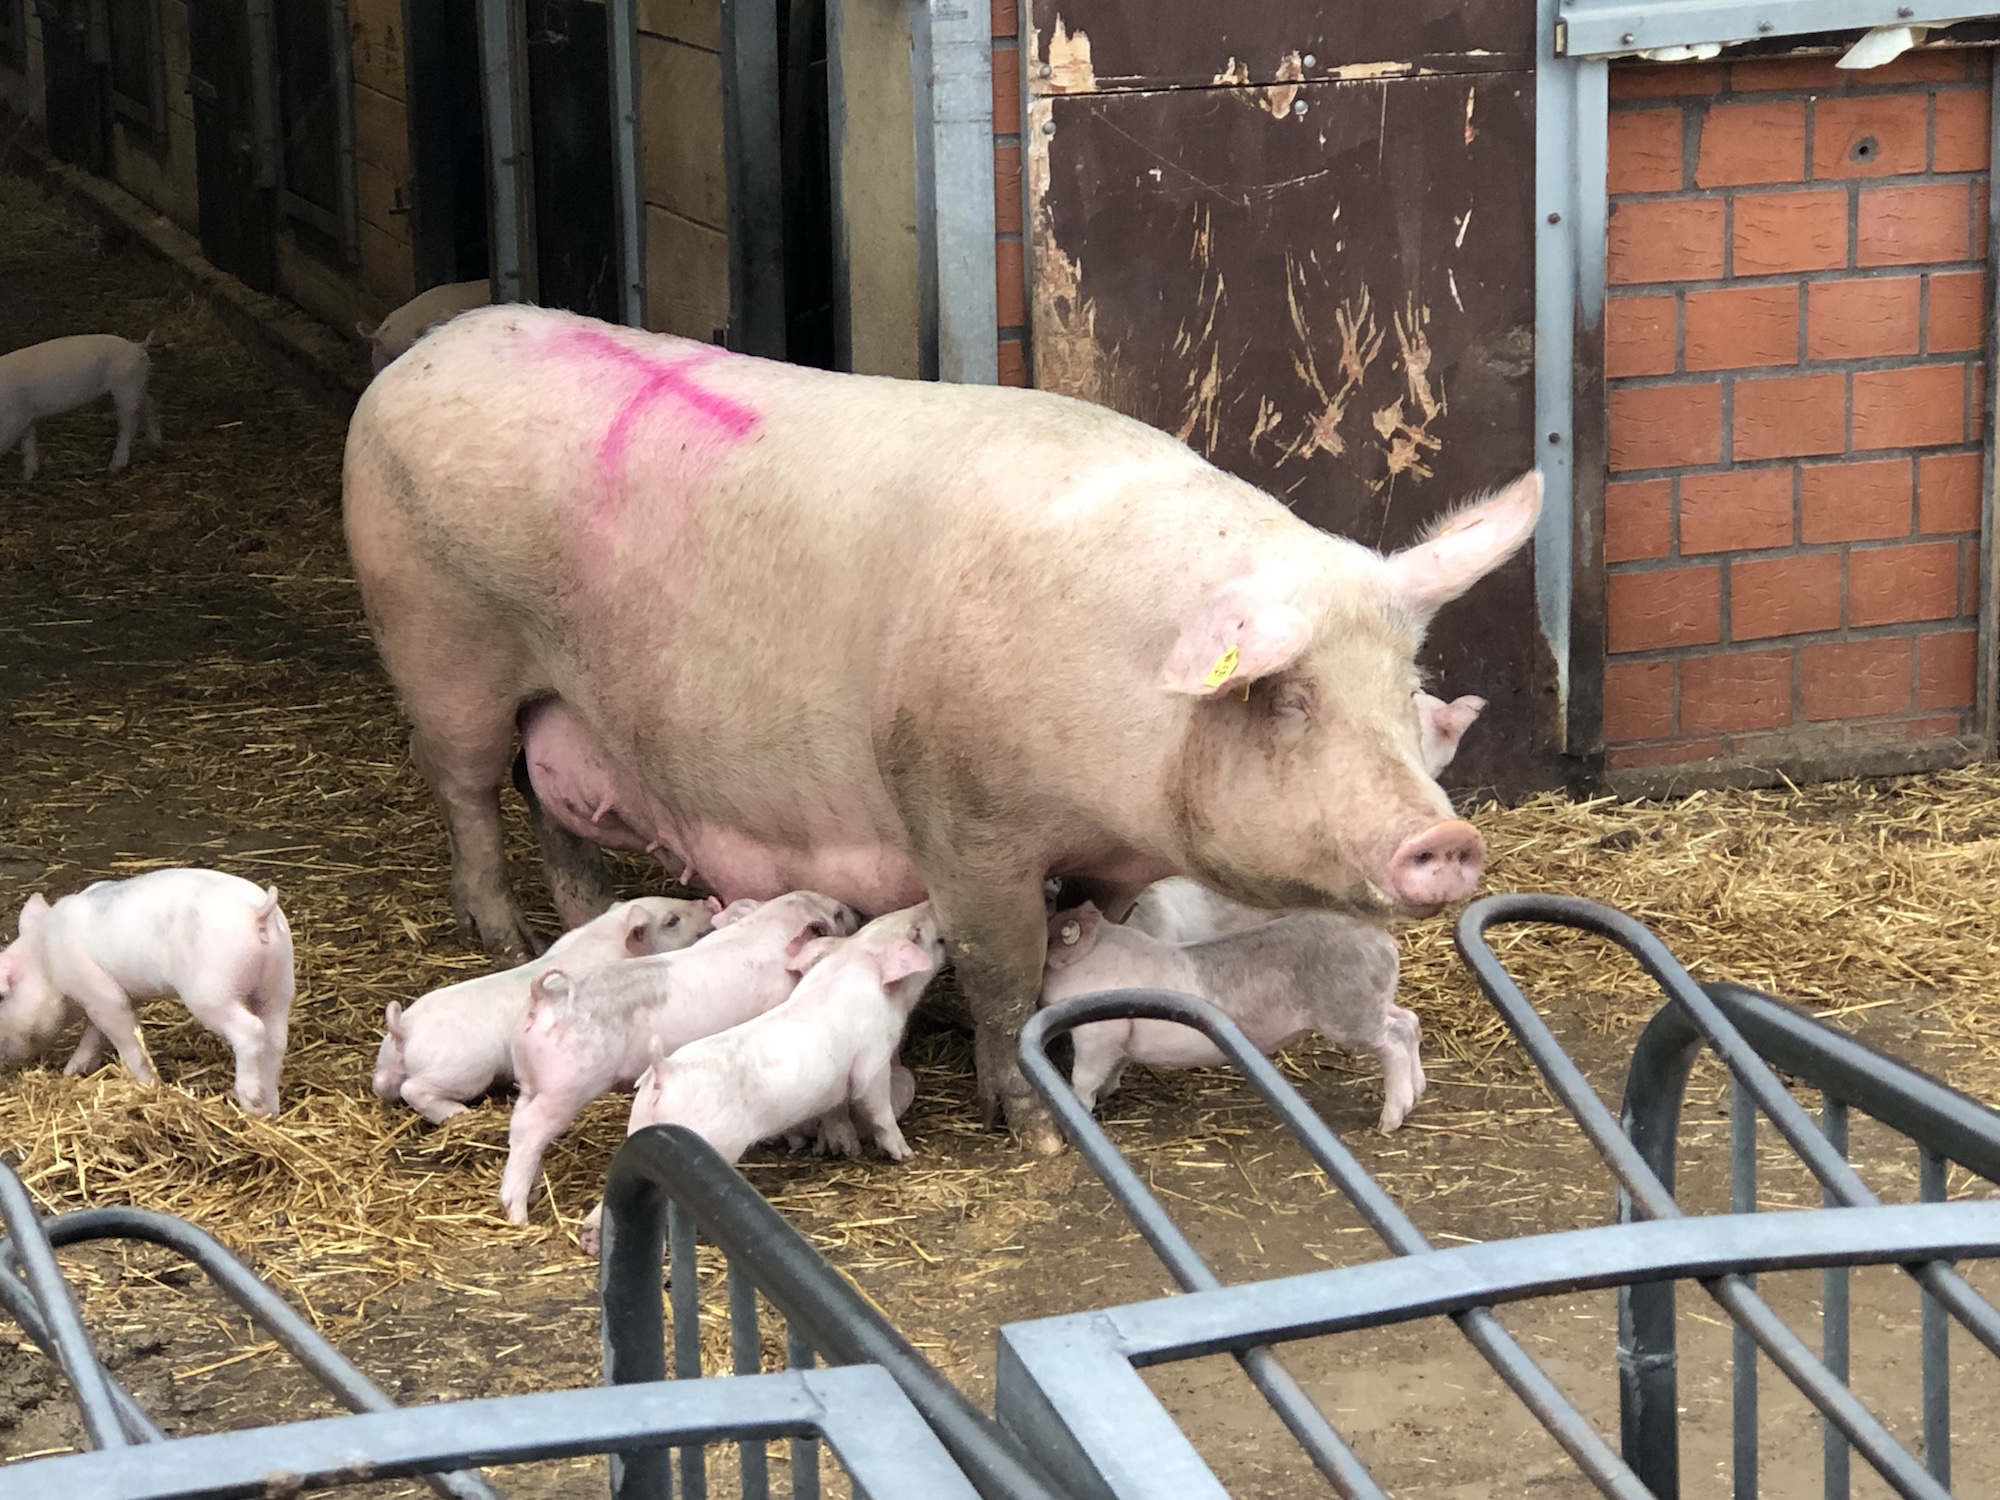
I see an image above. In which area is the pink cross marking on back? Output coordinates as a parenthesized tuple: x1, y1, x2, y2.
(556, 327, 760, 506)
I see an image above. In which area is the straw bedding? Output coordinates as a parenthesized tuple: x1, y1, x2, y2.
(0, 165, 1996, 1332)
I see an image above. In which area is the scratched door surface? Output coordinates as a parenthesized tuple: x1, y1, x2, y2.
(1026, 2, 1555, 794)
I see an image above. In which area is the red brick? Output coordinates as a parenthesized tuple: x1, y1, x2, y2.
(1931, 87, 1992, 172)
(993, 42, 1021, 129)
(1806, 276, 1920, 359)
(1680, 650, 1794, 734)
(1611, 63, 1725, 100)
(996, 239, 1025, 327)
(1605, 295, 1678, 378)
(1733, 190, 1849, 275)
(1801, 638, 1912, 720)
(1608, 739, 1725, 770)
(1604, 479, 1673, 563)
(1733, 372, 1847, 460)
(1852, 364, 1967, 450)
(1918, 451, 1982, 533)
(1975, 52, 1995, 80)
(1609, 382, 1723, 471)
(1680, 467, 1793, 553)
(1609, 110, 1685, 194)
(1917, 629, 1977, 709)
(1730, 56, 1847, 93)
(1849, 541, 1962, 625)
(990, 0, 1017, 35)
(1898, 714, 1971, 742)
(1607, 567, 1722, 652)
(1730, 552, 1843, 640)
(1811, 95, 1928, 179)
(1608, 199, 1726, 285)
(1926, 270, 1986, 354)
(1800, 458, 1913, 543)
(1603, 659, 1676, 742)
(1696, 101, 1806, 187)
(1869, 49, 1971, 85)
(1684, 285, 1798, 370)
(998, 337, 1028, 388)
(993, 144, 1022, 234)
(1858, 183, 1972, 266)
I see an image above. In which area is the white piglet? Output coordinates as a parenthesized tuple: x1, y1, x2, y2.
(1041, 903, 1423, 1132)
(371, 895, 722, 1123)
(500, 890, 861, 1222)
(0, 870, 294, 1115)
(0, 334, 160, 480)
(578, 904, 941, 1255)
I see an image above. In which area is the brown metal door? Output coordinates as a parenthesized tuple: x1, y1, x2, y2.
(1025, 1, 1557, 795)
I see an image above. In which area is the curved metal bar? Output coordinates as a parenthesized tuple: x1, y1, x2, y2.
(10, 1205, 499, 1500)
(1023, 991, 1655, 1500)
(0, 1160, 128, 1449)
(597, 1125, 1063, 1500)
(0, 1263, 164, 1443)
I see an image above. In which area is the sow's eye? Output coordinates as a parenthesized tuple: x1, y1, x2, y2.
(1270, 682, 1313, 720)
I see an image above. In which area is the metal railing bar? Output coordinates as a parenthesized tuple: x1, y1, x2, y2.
(1732, 1075, 1758, 1500)
(1025, 993, 1655, 1500)
(0, 1161, 128, 1448)
(1822, 1097, 1851, 1500)
(733, 1258, 771, 1500)
(0, 1252, 164, 1444)
(786, 1325, 820, 1500)
(670, 1198, 708, 1500)
(1919, 1148, 1950, 1489)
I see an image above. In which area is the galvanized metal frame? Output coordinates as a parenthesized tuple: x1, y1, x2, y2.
(908, 0, 998, 383)
(721, 0, 787, 354)
(1535, 9, 2000, 759)
(478, 0, 535, 304)
(607, 0, 645, 326)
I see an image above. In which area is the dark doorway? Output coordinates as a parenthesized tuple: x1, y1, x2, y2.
(37, 0, 108, 172)
(778, 0, 834, 367)
(186, 0, 276, 290)
(525, 0, 617, 321)
(402, 0, 488, 289)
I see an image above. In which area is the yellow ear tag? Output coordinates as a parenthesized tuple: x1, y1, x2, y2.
(1203, 644, 1240, 690)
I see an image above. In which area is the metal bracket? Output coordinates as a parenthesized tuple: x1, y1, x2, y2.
(1558, 2, 2000, 59)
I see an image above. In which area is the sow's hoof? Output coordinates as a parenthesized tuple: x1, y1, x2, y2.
(1019, 1120, 1068, 1158)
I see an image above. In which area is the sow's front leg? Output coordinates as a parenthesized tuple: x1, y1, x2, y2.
(927, 869, 1064, 1155)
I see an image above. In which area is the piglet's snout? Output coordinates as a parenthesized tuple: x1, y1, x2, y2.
(1386, 819, 1485, 909)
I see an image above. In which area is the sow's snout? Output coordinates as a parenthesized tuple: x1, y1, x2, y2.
(1385, 818, 1486, 910)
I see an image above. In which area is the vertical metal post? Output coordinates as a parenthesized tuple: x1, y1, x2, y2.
(907, 0, 997, 384)
(244, 0, 279, 190)
(1533, 0, 1607, 746)
(730, 1262, 769, 1500)
(1821, 1096, 1850, 1500)
(1919, 1148, 1950, 1488)
(1732, 1075, 1758, 1500)
(477, 0, 535, 303)
(667, 1200, 707, 1500)
(1975, 56, 2000, 753)
(786, 1326, 820, 1500)
(720, 0, 786, 354)
(607, 0, 646, 326)
(823, 0, 851, 369)
(327, 0, 361, 264)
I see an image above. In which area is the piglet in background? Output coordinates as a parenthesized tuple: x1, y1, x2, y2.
(0, 869, 293, 1116)
(578, 904, 941, 1256)
(1041, 903, 1423, 1132)
(500, 890, 861, 1222)
(358, 281, 490, 374)
(0, 334, 160, 480)
(372, 895, 721, 1122)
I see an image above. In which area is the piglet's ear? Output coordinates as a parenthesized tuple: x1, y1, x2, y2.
(704, 895, 723, 914)
(1161, 568, 1316, 697)
(1384, 472, 1542, 619)
(785, 935, 843, 974)
(871, 939, 936, 987)
(16, 893, 49, 936)
(624, 919, 655, 956)
(1043, 904, 1104, 970)
(1415, 692, 1487, 777)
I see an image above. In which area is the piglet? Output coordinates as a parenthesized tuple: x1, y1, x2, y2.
(372, 895, 721, 1123)
(500, 890, 861, 1222)
(577, 904, 940, 1255)
(1041, 903, 1423, 1132)
(358, 281, 491, 374)
(0, 869, 293, 1115)
(0, 334, 160, 480)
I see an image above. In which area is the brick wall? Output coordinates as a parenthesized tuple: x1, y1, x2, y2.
(993, 0, 1027, 384)
(1602, 50, 1990, 773)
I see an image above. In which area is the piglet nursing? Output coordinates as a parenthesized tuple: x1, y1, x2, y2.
(500, 890, 860, 1222)
(0, 869, 293, 1115)
(0, 334, 160, 480)
(578, 904, 939, 1255)
(372, 895, 719, 1123)
(1041, 904, 1423, 1132)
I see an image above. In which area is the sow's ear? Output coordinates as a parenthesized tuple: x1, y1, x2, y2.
(1161, 567, 1316, 697)
(1384, 471, 1543, 618)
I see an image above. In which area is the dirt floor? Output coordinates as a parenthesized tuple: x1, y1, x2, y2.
(0, 163, 1998, 1499)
